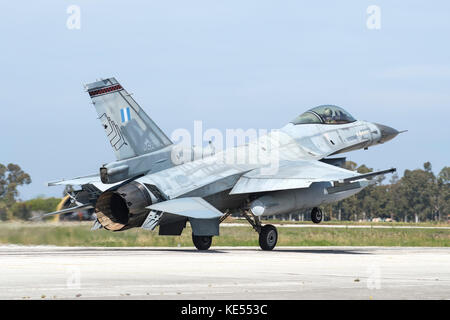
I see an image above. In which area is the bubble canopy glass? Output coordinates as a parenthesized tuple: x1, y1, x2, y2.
(291, 105, 356, 125)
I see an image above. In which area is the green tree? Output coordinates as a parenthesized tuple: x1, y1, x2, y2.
(0, 163, 32, 220)
(0, 163, 31, 205)
(24, 197, 61, 213)
(343, 161, 358, 171)
(354, 164, 374, 220)
(438, 167, 450, 184)
(435, 167, 450, 221)
(9, 202, 32, 220)
(0, 201, 11, 221)
(397, 163, 435, 222)
(327, 161, 449, 223)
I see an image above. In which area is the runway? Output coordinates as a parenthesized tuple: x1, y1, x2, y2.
(0, 246, 448, 300)
(222, 223, 450, 229)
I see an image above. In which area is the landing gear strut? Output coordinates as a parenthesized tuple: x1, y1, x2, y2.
(241, 210, 278, 251)
(311, 207, 323, 224)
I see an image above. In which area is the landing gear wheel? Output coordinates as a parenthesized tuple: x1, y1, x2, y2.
(311, 207, 323, 224)
(192, 234, 212, 251)
(259, 225, 278, 251)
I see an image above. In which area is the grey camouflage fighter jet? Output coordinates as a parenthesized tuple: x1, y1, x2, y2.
(47, 77, 403, 250)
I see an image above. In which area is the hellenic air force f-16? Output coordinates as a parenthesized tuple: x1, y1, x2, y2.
(47, 77, 403, 250)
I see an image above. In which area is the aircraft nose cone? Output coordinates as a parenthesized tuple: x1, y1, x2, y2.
(375, 123, 400, 143)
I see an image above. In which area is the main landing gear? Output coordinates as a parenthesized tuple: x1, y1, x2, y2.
(217, 210, 278, 251)
(241, 210, 278, 251)
(311, 207, 323, 224)
(194, 207, 321, 251)
(259, 225, 278, 251)
(192, 234, 212, 250)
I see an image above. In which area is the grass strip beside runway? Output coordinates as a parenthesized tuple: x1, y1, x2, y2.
(0, 222, 448, 247)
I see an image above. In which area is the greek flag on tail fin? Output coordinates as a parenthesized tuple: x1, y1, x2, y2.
(120, 107, 131, 123)
(85, 78, 172, 160)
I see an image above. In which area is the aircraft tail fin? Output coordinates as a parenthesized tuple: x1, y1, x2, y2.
(85, 78, 172, 160)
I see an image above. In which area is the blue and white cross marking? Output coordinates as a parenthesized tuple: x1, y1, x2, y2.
(120, 107, 131, 123)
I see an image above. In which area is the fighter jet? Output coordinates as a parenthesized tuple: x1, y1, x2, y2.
(47, 77, 402, 250)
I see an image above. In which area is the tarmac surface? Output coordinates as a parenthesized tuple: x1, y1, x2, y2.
(0, 245, 449, 300)
(223, 223, 450, 229)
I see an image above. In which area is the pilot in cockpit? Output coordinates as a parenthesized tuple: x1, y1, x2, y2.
(323, 107, 335, 124)
(291, 105, 357, 125)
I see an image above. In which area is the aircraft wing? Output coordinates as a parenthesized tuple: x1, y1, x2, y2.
(230, 160, 394, 194)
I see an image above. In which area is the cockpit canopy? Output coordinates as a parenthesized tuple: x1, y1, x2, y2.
(291, 105, 356, 125)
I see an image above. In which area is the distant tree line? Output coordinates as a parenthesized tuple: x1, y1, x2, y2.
(0, 162, 449, 222)
(322, 161, 449, 222)
(0, 163, 59, 220)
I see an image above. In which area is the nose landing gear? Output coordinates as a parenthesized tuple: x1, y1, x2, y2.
(311, 207, 323, 224)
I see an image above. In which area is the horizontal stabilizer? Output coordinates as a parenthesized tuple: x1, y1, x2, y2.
(40, 203, 93, 218)
(48, 174, 100, 187)
(48, 174, 122, 192)
(147, 197, 223, 219)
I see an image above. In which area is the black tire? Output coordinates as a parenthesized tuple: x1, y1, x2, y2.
(311, 207, 323, 224)
(192, 234, 212, 251)
(259, 225, 278, 251)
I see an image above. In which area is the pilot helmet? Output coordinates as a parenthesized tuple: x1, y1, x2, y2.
(323, 108, 332, 117)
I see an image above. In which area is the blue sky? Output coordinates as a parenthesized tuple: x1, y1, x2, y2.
(1, 1, 449, 200)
